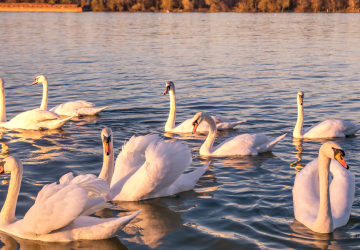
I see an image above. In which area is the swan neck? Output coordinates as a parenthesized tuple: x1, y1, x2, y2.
(40, 79, 48, 110)
(0, 165, 22, 225)
(98, 140, 114, 186)
(313, 151, 333, 233)
(200, 114, 217, 155)
(293, 102, 304, 138)
(165, 89, 176, 131)
(0, 80, 6, 122)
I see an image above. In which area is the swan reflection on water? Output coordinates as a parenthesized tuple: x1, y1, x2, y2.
(94, 190, 205, 249)
(0, 128, 73, 165)
(289, 218, 356, 250)
(0, 231, 129, 250)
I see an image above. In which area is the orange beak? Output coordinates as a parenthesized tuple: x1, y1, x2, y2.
(335, 153, 349, 169)
(104, 142, 111, 156)
(0, 161, 5, 175)
(163, 86, 170, 95)
(192, 122, 198, 134)
(31, 81, 37, 85)
(299, 96, 303, 105)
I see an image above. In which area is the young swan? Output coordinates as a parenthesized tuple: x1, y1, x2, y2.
(163, 81, 246, 133)
(293, 91, 360, 138)
(31, 75, 108, 117)
(0, 156, 139, 242)
(191, 112, 286, 156)
(293, 141, 355, 233)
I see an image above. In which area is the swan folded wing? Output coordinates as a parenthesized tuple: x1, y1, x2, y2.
(212, 134, 269, 156)
(21, 183, 88, 235)
(113, 139, 192, 201)
(80, 197, 114, 216)
(9, 110, 60, 125)
(293, 159, 320, 227)
(329, 160, 355, 228)
(303, 120, 358, 138)
(211, 115, 231, 123)
(67, 174, 109, 198)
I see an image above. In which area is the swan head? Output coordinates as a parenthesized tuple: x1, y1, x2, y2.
(163, 81, 175, 95)
(191, 112, 205, 134)
(101, 128, 112, 156)
(0, 156, 23, 175)
(321, 141, 349, 169)
(31, 75, 47, 86)
(297, 91, 304, 106)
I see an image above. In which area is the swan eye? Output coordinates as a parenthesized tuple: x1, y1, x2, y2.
(103, 135, 111, 143)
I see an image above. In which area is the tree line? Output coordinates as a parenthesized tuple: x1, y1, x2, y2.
(1, 0, 359, 12)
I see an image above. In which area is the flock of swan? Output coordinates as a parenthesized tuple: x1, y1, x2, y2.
(0, 77, 359, 242)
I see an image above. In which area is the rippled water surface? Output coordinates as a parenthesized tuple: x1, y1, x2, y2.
(1, 12, 360, 249)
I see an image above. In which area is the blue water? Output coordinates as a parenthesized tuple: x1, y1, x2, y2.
(1, 12, 360, 249)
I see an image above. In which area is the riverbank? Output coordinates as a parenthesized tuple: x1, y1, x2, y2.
(0, 3, 89, 12)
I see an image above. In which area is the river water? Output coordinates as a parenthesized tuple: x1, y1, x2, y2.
(0, 12, 360, 249)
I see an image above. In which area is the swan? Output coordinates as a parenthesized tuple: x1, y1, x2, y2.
(163, 81, 246, 133)
(0, 156, 140, 242)
(98, 128, 210, 201)
(0, 78, 72, 130)
(293, 91, 360, 138)
(293, 141, 355, 233)
(191, 112, 286, 156)
(31, 75, 108, 117)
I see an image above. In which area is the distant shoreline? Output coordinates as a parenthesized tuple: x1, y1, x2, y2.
(0, 2, 359, 13)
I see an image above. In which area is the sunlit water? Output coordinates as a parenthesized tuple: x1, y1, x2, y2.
(0, 12, 360, 249)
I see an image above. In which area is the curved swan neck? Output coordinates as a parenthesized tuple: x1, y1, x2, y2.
(0, 79, 7, 122)
(98, 140, 114, 186)
(293, 102, 304, 138)
(40, 77, 48, 110)
(0, 164, 22, 225)
(165, 88, 176, 131)
(200, 113, 217, 155)
(313, 150, 333, 233)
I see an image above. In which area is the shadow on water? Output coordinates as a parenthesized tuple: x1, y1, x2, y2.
(0, 231, 129, 250)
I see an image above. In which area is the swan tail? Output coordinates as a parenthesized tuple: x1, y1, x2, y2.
(61, 210, 141, 241)
(345, 126, 360, 136)
(80, 197, 115, 216)
(167, 161, 210, 194)
(76, 106, 109, 116)
(216, 120, 247, 130)
(257, 133, 287, 153)
(37, 115, 74, 130)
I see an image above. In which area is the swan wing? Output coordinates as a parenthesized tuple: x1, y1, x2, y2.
(212, 134, 270, 156)
(171, 117, 244, 133)
(21, 183, 88, 235)
(330, 160, 355, 229)
(50, 101, 95, 116)
(63, 173, 110, 198)
(293, 158, 320, 229)
(110, 134, 161, 196)
(9, 109, 59, 124)
(111, 139, 192, 201)
(303, 120, 360, 138)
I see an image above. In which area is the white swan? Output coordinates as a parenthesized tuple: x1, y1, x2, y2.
(293, 141, 355, 233)
(32, 75, 108, 117)
(293, 91, 360, 138)
(192, 112, 286, 156)
(0, 156, 140, 242)
(0, 78, 72, 130)
(163, 81, 246, 133)
(98, 128, 210, 201)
